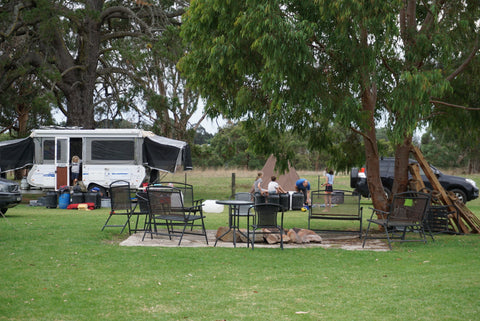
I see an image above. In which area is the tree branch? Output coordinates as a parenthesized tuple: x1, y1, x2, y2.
(349, 125, 371, 144)
(381, 56, 398, 84)
(446, 38, 479, 82)
(97, 66, 145, 85)
(430, 99, 480, 110)
(0, 0, 35, 40)
(101, 31, 153, 42)
(101, 6, 153, 33)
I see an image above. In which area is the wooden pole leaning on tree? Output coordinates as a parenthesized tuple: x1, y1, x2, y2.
(410, 146, 480, 234)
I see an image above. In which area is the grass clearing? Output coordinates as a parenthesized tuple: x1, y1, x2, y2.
(1, 170, 480, 320)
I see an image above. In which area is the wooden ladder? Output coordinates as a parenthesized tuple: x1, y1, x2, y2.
(410, 146, 480, 234)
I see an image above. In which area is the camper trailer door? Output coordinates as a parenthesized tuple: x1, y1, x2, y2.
(55, 137, 70, 189)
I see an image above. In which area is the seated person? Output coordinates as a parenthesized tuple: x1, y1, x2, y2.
(253, 171, 268, 196)
(268, 176, 287, 195)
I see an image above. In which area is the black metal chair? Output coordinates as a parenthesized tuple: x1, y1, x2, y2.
(130, 190, 150, 233)
(142, 186, 208, 246)
(158, 182, 204, 215)
(362, 191, 433, 250)
(102, 180, 138, 234)
(248, 203, 284, 249)
(235, 192, 253, 215)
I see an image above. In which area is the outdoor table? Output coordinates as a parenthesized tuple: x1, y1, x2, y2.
(214, 200, 254, 247)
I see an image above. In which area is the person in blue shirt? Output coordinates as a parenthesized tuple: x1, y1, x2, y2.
(295, 178, 311, 206)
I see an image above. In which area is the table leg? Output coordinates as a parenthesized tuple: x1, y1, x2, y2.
(214, 204, 238, 247)
(214, 204, 252, 248)
(232, 205, 237, 247)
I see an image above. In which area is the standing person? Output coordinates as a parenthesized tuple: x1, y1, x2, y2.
(268, 176, 287, 195)
(253, 171, 268, 196)
(71, 155, 81, 185)
(322, 168, 335, 210)
(295, 178, 311, 206)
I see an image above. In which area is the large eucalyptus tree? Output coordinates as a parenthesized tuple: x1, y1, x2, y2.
(1, 0, 188, 129)
(180, 0, 479, 210)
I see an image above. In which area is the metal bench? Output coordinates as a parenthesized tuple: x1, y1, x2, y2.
(362, 191, 433, 250)
(308, 190, 363, 237)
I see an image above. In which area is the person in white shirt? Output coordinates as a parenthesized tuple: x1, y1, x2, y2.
(268, 176, 287, 194)
(71, 155, 81, 185)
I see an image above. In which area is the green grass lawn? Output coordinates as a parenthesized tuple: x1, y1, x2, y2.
(1, 170, 480, 320)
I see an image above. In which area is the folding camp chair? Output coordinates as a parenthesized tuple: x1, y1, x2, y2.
(102, 180, 145, 234)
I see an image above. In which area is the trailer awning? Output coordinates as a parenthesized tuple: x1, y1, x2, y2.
(142, 136, 192, 173)
(0, 137, 34, 172)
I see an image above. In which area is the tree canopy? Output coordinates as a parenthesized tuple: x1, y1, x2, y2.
(1, 0, 204, 141)
(180, 0, 479, 209)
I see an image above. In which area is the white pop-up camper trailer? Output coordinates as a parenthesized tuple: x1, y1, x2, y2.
(0, 128, 192, 193)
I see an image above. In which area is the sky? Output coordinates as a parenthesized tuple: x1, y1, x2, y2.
(53, 106, 227, 134)
(189, 107, 228, 134)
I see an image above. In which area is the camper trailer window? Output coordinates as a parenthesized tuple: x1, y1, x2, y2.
(43, 140, 61, 162)
(91, 140, 135, 161)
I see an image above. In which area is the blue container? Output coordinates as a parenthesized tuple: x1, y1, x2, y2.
(58, 193, 70, 209)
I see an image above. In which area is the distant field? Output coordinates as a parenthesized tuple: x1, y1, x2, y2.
(158, 168, 480, 208)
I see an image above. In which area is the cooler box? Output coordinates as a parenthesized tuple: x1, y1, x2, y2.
(267, 194, 280, 205)
(279, 193, 290, 211)
(85, 192, 101, 209)
(45, 191, 57, 209)
(71, 192, 84, 204)
(291, 192, 304, 210)
(254, 193, 266, 204)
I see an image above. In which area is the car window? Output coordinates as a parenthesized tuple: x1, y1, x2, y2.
(380, 160, 395, 177)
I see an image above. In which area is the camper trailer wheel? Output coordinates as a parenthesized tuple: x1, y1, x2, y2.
(88, 184, 106, 197)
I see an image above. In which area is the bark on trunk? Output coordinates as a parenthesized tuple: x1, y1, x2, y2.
(49, 0, 103, 128)
(16, 102, 29, 136)
(361, 84, 387, 213)
(392, 137, 413, 195)
(64, 85, 96, 128)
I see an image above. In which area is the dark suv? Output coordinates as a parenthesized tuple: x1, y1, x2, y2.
(0, 178, 22, 215)
(350, 157, 479, 203)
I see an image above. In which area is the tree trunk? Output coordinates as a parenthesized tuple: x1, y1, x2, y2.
(392, 137, 413, 195)
(64, 84, 96, 128)
(49, 0, 103, 129)
(361, 84, 388, 213)
(16, 102, 29, 136)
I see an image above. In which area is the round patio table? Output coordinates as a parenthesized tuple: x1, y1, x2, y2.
(214, 200, 254, 247)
